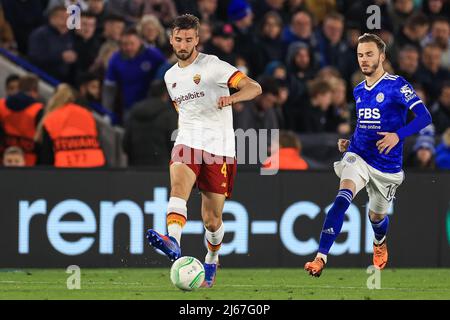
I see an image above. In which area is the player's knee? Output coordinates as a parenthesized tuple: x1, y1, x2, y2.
(203, 216, 222, 232)
(369, 211, 385, 222)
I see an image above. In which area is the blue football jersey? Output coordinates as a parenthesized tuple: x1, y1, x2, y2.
(348, 72, 423, 173)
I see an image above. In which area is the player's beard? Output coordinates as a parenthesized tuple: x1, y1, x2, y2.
(360, 57, 380, 76)
(175, 47, 195, 61)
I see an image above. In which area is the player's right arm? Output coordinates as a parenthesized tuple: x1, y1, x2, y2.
(217, 76, 262, 108)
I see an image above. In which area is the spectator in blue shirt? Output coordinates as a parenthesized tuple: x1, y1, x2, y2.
(436, 128, 450, 170)
(102, 27, 167, 122)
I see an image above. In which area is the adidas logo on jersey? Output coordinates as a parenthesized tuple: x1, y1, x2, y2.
(322, 228, 335, 235)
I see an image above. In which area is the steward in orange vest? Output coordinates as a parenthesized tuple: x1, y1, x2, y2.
(39, 102, 105, 167)
(0, 90, 43, 166)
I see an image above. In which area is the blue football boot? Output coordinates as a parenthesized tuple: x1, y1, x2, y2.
(146, 229, 181, 261)
(201, 262, 218, 288)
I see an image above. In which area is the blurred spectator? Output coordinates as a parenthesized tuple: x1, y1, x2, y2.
(264, 61, 287, 80)
(197, 21, 212, 52)
(0, 75, 43, 166)
(89, 40, 119, 78)
(123, 80, 177, 166)
(87, 0, 109, 37)
(102, 27, 166, 121)
(46, 0, 88, 15)
(284, 0, 306, 23)
(100, 14, 126, 44)
(0, 4, 16, 50)
(77, 73, 101, 106)
(2, 146, 26, 167)
(282, 10, 318, 48)
(392, 13, 430, 59)
(4, 74, 20, 98)
(395, 45, 420, 84)
(1, 0, 46, 54)
(328, 77, 352, 135)
(284, 42, 318, 129)
(421, 16, 450, 69)
(436, 127, 450, 170)
(228, 0, 264, 77)
(405, 131, 436, 170)
(253, 0, 289, 24)
(316, 12, 353, 79)
(195, 0, 220, 23)
(388, 0, 417, 34)
(304, 0, 336, 26)
(108, 0, 178, 27)
(296, 78, 336, 133)
(204, 23, 238, 65)
(262, 130, 309, 170)
(74, 12, 102, 79)
(28, 5, 77, 83)
(235, 76, 281, 130)
(417, 42, 450, 105)
(422, 0, 450, 21)
(258, 11, 286, 67)
(137, 14, 170, 56)
(35, 84, 105, 167)
(431, 82, 450, 134)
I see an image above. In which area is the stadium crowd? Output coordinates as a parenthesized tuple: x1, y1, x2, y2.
(0, 0, 449, 169)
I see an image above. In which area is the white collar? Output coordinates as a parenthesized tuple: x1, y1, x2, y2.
(364, 72, 387, 91)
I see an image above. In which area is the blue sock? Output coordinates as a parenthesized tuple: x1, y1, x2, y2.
(318, 189, 353, 255)
(370, 215, 389, 243)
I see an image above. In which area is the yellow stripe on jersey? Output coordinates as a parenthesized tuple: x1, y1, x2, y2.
(227, 71, 246, 89)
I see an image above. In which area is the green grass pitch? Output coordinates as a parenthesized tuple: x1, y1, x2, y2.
(1, 268, 449, 300)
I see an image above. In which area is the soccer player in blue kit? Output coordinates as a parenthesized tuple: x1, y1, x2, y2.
(304, 33, 432, 277)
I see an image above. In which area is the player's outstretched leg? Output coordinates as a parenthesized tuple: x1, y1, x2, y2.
(146, 196, 187, 261)
(305, 188, 354, 277)
(369, 211, 389, 269)
(201, 222, 224, 288)
(199, 191, 225, 288)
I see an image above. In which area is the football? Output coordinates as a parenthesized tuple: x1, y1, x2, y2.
(170, 256, 205, 291)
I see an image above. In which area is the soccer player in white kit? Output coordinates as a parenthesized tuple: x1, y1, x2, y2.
(146, 14, 262, 288)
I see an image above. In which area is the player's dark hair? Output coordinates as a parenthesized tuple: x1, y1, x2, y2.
(171, 14, 200, 34)
(358, 33, 386, 55)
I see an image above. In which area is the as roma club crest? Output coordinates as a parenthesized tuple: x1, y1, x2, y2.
(193, 74, 201, 85)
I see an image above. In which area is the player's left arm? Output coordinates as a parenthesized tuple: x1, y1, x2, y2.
(217, 75, 262, 108)
(376, 80, 432, 155)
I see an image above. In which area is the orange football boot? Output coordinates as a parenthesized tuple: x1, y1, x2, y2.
(373, 241, 388, 270)
(304, 257, 325, 277)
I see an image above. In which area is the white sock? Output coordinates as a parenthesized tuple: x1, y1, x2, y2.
(316, 252, 327, 264)
(204, 223, 224, 264)
(166, 197, 187, 245)
(374, 236, 386, 245)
